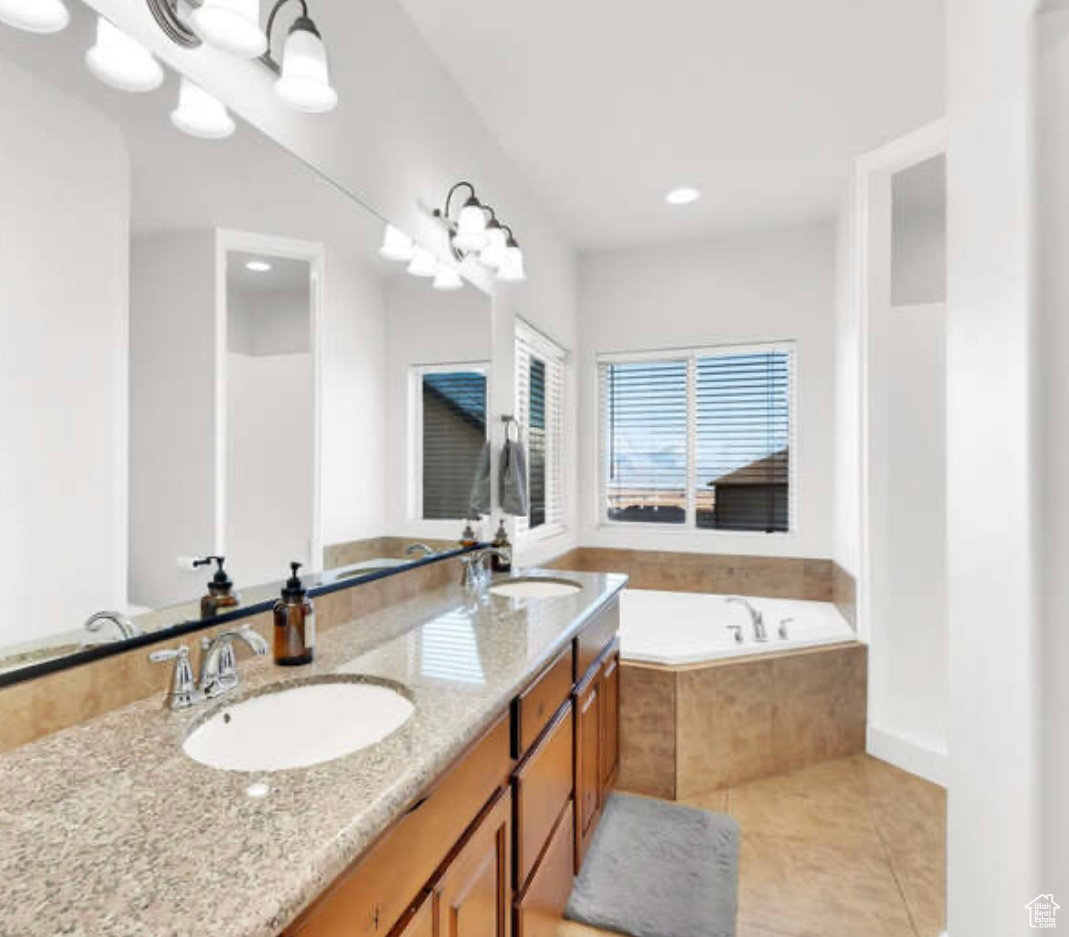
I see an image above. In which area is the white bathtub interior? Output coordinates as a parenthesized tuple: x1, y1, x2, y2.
(619, 589, 857, 666)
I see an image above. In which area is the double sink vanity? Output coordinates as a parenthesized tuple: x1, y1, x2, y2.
(0, 564, 626, 937)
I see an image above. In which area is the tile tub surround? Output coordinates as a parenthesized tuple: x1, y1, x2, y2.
(0, 569, 627, 937)
(323, 536, 458, 569)
(547, 548, 834, 602)
(618, 642, 868, 799)
(0, 554, 459, 754)
(833, 560, 858, 629)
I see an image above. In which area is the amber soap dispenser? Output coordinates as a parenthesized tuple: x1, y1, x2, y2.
(274, 562, 316, 666)
(197, 556, 240, 620)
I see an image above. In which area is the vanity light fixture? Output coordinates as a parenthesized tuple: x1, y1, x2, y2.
(379, 225, 415, 263)
(86, 17, 165, 93)
(189, 0, 266, 58)
(171, 77, 236, 139)
(434, 181, 527, 283)
(0, 0, 69, 33)
(665, 186, 701, 205)
(245, 259, 272, 272)
(432, 264, 463, 292)
(269, 0, 337, 113)
(407, 245, 439, 279)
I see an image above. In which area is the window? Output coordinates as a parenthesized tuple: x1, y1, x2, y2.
(515, 322, 567, 536)
(599, 344, 794, 533)
(416, 366, 488, 521)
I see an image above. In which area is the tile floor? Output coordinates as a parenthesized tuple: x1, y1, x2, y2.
(559, 754, 946, 937)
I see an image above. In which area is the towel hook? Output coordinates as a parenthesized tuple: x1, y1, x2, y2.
(501, 414, 520, 442)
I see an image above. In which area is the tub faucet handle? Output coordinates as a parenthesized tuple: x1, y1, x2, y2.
(778, 617, 794, 640)
(726, 624, 744, 644)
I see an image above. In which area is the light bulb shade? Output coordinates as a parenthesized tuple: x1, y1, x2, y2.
(433, 265, 463, 291)
(86, 17, 164, 93)
(0, 0, 69, 32)
(189, 0, 266, 58)
(479, 225, 508, 271)
(171, 78, 236, 140)
(452, 199, 488, 253)
(497, 244, 526, 283)
(275, 19, 337, 113)
(407, 245, 438, 278)
(380, 224, 414, 262)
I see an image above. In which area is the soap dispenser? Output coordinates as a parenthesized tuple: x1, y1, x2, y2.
(274, 562, 315, 666)
(460, 521, 478, 548)
(490, 519, 512, 572)
(197, 556, 240, 620)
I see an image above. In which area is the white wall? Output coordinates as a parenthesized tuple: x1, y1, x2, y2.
(946, 1, 1044, 934)
(228, 288, 311, 356)
(129, 231, 218, 609)
(384, 276, 492, 540)
(576, 223, 837, 559)
(0, 56, 130, 645)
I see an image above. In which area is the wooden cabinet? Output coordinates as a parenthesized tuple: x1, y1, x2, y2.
(514, 804, 575, 937)
(433, 790, 512, 937)
(513, 647, 573, 758)
(574, 673, 601, 869)
(600, 649, 620, 791)
(391, 896, 433, 937)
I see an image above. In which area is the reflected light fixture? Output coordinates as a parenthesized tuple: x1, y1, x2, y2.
(271, 1, 337, 113)
(665, 186, 701, 205)
(86, 17, 164, 93)
(190, 0, 267, 58)
(432, 264, 463, 292)
(479, 217, 508, 271)
(246, 260, 272, 272)
(171, 78, 236, 139)
(0, 0, 69, 33)
(379, 225, 414, 262)
(407, 245, 438, 278)
(434, 182, 488, 254)
(496, 227, 526, 283)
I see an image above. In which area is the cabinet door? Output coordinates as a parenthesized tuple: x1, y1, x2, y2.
(600, 652, 620, 794)
(435, 789, 512, 937)
(392, 895, 434, 937)
(514, 803, 575, 937)
(574, 676, 601, 870)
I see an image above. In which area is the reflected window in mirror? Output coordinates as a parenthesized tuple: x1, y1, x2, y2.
(413, 365, 489, 521)
(514, 322, 567, 538)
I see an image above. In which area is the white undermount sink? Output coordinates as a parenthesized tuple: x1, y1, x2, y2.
(489, 578, 583, 600)
(183, 678, 414, 773)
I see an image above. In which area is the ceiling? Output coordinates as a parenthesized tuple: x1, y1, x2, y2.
(394, 0, 946, 249)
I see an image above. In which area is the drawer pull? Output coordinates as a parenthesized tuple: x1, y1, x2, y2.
(405, 796, 429, 816)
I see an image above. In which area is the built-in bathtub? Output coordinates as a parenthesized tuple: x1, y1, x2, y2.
(615, 588, 867, 800)
(619, 589, 856, 666)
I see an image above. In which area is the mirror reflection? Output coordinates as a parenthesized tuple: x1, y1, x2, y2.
(0, 2, 491, 677)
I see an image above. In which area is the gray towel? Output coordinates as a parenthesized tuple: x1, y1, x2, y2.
(468, 441, 491, 518)
(499, 438, 529, 517)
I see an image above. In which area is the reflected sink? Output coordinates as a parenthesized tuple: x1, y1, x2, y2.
(489, 578, 583, 600)
(183, 677, 414, 773)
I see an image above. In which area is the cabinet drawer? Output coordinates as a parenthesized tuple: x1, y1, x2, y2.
(513, 646, 573, 758)
(513, 702, 574, 891)
(574, 600, 619, 685)
(289, 715, 511, 937)
(514, 803, 575, 937)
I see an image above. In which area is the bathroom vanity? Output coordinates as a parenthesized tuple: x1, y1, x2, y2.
(0, 569, 625, 937)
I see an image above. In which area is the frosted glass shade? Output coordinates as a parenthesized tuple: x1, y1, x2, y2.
(171, 79, 236, 140)
(407, 246, 438, 278)
(86, 17, 164, 93)
(275, 22, 337, 113)
(452, 201, 488, 253)
(479, 225, 508, 271)
(0, 0, 69, 33)
(190, 0, 266, 58)
(432, 265, 463, 291)
(497, 245, 526, 283)
(380, 225, 414, 262)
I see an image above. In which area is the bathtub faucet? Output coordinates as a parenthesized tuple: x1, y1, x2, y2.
(726, 597, 769, 642)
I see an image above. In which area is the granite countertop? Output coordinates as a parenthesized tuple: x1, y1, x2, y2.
(0, 568, 627, 937)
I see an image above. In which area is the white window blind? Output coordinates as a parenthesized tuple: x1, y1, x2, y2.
(417, 366, 488, 521)
(599, 344, 794, 533)
(515, 322, 567, 536)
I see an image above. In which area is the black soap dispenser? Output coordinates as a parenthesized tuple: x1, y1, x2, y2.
(198, 556, 240, 620)
(274, 562, 315, 666)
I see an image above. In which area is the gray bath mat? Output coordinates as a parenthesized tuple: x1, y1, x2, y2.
(565, 792, 740, 937)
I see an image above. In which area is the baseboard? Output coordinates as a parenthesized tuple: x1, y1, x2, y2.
(867, 725, 948, 788)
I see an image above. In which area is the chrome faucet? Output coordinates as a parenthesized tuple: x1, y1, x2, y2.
(149, 644, 200, 710)
(726, 597, 768, 642)
(199, 625, 269, 699)
(405, 543, 436, 559)
(460, 548, 511, 591)
(84, 610, 144, 641)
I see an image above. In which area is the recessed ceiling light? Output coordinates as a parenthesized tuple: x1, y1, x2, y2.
(666, 187, 701, 206)
(245, 260, 272, 273)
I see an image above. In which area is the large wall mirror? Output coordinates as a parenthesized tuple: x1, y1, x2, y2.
(0, 1, 492, 683)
